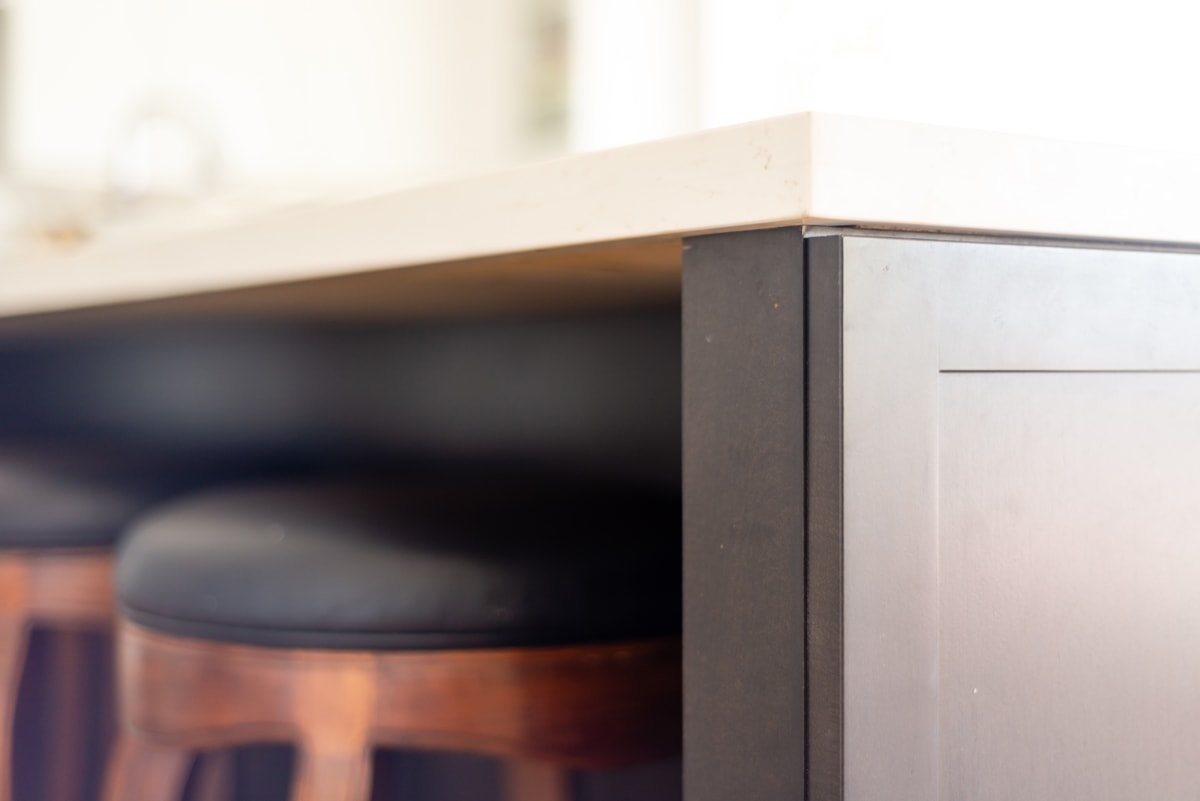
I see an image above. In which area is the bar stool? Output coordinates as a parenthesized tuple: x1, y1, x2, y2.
(0, 446, 234, 801)
(106, 479, 681, 801)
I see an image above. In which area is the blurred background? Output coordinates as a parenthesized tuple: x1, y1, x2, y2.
(1, 0, 1198, 259)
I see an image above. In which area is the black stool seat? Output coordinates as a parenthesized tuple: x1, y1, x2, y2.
(0, 447, 211, 549)
(117, 480, 681, 650)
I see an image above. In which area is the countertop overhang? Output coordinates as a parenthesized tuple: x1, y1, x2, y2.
(4, 112, 1200, 322)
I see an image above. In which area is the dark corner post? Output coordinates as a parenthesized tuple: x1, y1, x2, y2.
(682, 227, 808, 801)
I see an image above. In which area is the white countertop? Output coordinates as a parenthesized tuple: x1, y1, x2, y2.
(4, 112, 1200, 320)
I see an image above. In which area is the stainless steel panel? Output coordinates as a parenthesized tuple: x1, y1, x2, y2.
(843, 234, 1200, 800)
(939, 372, 1200, 799)
(843, 237, 941, 801)
(937, 243, 1200, 371)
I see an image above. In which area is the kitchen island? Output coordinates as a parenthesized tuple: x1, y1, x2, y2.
(4, 113, 1200, 801)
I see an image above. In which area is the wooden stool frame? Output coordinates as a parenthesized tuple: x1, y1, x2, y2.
(104, 623, 681, 801)
(0, 552, 233, 801)
(0, 549, 113, 801)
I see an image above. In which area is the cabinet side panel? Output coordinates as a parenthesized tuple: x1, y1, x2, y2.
(683, 228, 806, 801)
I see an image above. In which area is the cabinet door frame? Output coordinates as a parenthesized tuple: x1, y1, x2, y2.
(835, 234, 1200, 801)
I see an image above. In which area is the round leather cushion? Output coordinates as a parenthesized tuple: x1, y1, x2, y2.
(0, 446, 218, 549)
(117, 480, 680, 650)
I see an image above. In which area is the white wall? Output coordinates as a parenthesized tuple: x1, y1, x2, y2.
(698, 0, 1200, 153)
(568, 0, 698, 152)
(10, 0, 1200, 197)
(568, 0, 1200, 155)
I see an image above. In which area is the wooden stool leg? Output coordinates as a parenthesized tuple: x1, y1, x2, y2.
(503, 760, 573, 801)
(191, 750, 236, 801)
(290, 741, 372, 801)
(101, 734, 191, 801)
(45, 628, 90, 801)
(0, 617, 29, 801)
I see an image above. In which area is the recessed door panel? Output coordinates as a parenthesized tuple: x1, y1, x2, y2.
(939, 372, 1200, 799)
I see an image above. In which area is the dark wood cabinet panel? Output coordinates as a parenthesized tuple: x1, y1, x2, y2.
(683, 228, 807, 801)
